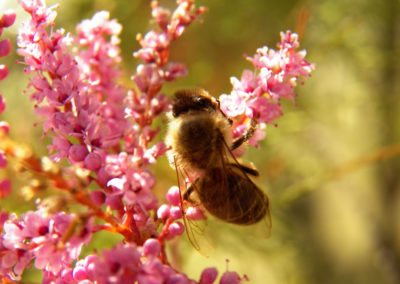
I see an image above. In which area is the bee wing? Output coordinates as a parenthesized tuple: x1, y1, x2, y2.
(172, 156, 214, 255)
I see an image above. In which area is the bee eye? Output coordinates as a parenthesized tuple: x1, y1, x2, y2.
(196, 97, 206, 104)
(196, 97, 212, 108)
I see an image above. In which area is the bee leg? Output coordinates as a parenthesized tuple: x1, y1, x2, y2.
(231, 119, 257, 150)
(229, 163, 259, 176)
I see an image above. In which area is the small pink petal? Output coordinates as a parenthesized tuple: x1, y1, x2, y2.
(107, 178, 125, 190)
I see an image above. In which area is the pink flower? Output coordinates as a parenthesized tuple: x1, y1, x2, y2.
(220, 30, 314, 149)
(1, 211, 92, 278)
(248, 96, 282, 123)
(219, 91, 248, 117)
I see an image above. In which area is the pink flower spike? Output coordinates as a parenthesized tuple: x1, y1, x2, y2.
(0, 40, 11, 57)
(0, 10, 16, 28)
(0, 65, 9, 80)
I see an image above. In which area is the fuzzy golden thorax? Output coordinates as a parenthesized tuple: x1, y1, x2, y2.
(165, 110, 233, 174)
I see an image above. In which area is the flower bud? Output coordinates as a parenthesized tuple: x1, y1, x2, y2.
(0, 10, 16, 28)
(0, 40, 11, 57)
(68, 144, 88, 162)
(84, 152, 102, 171)
(167, 221, 184, 238)
(142, 238, 161, 257)
(169, 206, 182, 220)
(220, 271, 241, 284)
(186, 206, 205, 220)
(0, 65, 8, 80)
(166, 186, 181, 206)
(90, 190, 106, 206)
(199, 267, 218, 284)
(157, 204, 170, 219)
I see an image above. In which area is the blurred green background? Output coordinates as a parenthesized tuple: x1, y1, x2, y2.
(1, 0, 399, 283)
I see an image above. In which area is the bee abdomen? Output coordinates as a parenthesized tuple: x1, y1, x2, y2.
(198, 167, 269, 225)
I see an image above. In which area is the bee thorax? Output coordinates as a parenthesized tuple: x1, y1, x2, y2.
(166, 112, 232, 171)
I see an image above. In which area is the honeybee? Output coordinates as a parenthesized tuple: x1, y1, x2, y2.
(165, 88, 270, 225)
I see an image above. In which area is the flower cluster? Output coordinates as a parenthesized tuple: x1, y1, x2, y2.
(0, 10, 16, 200)
(1, 210, 92, 280)
(220, 31, 315, 148)
(0, 0, 314, 283)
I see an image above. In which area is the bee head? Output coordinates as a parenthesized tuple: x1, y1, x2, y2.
(172, 88, 218, 118)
